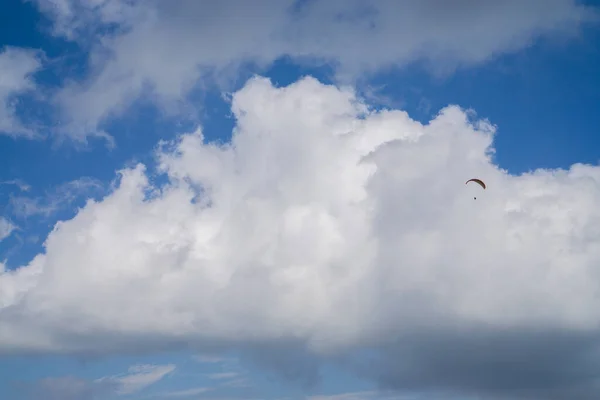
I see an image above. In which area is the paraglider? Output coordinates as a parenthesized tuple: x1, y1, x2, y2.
(465, 178, 486, 200)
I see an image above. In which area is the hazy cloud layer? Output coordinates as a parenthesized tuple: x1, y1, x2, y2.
(32, 0, 599, 142)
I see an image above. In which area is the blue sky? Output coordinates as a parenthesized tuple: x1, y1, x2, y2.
(1, 1, 600, 399)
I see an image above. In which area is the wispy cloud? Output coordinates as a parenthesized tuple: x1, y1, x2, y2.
(96, 364, 176, 395)
(0, 217, 15, 241)
(192, 355, 252, 390)
(207, 372, 239, 380)
(160, 387, 212, 397)
(220, 377, 252, 389)
(9, 177, 104, 219)
(17, 364, 177, 400)
(205, 371, 251, 389)
(359, 84, 405, 110)
(0, 179, 31, 192)
(308, 391, 412, 400)
(0, 47, 43, 138)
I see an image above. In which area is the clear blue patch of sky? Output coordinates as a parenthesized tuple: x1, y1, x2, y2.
(1, 0, 52, 51)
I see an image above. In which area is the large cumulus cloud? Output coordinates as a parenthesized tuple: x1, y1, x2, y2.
(31, 0, 599, 142)
(2, 76, 600, 398)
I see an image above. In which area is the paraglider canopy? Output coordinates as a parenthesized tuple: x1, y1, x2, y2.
(465, 178, 486, 189)
(465, 178, 486, 199)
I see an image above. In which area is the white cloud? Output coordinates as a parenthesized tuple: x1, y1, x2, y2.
(0, 47, 42, 138)
(2, 76, 600, 397)
(2, 74, 600, 344)
(33, 0, 598, 142)
(96, 364, 176, 395)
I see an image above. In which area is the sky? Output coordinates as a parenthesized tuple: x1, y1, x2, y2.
(0, 0, 600, 399)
